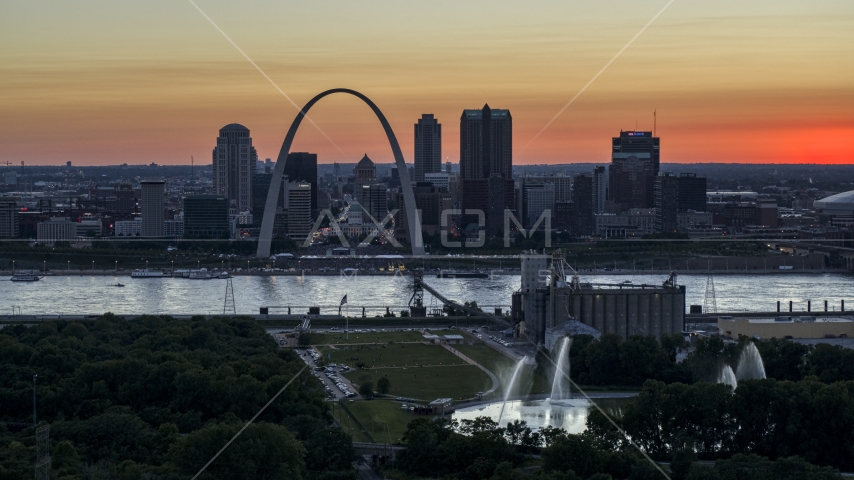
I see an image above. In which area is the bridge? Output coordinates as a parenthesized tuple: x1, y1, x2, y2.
(352, 442, 404, 465)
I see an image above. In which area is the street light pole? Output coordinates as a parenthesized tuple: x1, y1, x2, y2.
(32, 374, 37, 426)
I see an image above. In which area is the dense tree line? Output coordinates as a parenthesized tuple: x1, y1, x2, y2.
(600, 378, 854, 472)
(563, 334, 691, 387)
(393, 414, 843, 480)
(559, 334, 854, 388)
(0, 315, 355, 479)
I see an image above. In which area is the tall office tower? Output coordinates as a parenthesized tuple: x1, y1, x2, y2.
(116, 183, 135, 215)
(414, 114, 441, 182)
(284, 182, 312, 241)
(139, 179, 165, 237)
(592, 166, 608, 214)
(654, 173, 679, 233)
(553, 175, 573, 203)
(460, 104, 512, 180)
(571, 174, 593, 236)
(393, 183, 446, 244)
(460, 104, 513, 235)
(184, 195, 229, 239)
(358, 183, 388, 223)
(446, 161, 452, 173)
(251, 173, 288, 226)
(609, 131, 660, 212)
(0, 200, 19, 238)
(677, 173, 707, 212)
(522, 183, 555, 228)
(212, 123, 257, 213)
(283, 152, 318, 214)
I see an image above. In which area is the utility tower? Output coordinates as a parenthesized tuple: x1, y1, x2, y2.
(703, 275, 717, 314)
(35, 424, 50, 480)
(223, 277, 236, 315)
(409, 270, 426, 317)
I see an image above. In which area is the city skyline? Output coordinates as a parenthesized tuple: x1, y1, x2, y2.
(1, 1, 852, 166)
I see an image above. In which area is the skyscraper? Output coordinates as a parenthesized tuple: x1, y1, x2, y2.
(414, 114, 441, 182)
(609, 131, 659, 212)
(460, 104, 513, 235)
(570, 174, 593, 236)
(592, 166, 608, 214)
(654, 173, 679, 233)
(212, 123, 257, 213)
(284, 182, 312, 241)
(139, 179, 165, 237)
(283, 152, 318, 214)
(460, 105, 512, 180)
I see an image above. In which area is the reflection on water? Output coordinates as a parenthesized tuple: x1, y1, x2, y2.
(1, 273, 851, 315)
(454, 397, 630, 434)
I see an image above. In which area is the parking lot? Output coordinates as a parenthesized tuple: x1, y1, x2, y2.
(296, 347, 359, 399)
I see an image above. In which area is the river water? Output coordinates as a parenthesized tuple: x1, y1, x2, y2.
(1, 272, 852, 316)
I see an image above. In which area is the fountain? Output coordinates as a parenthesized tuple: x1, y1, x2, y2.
(717, 364, 737, 389)
(550, 337, 572, 401)
(498, 356, 528, 423)
(735, 342, 766, 380)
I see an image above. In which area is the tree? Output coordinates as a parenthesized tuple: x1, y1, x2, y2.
(376, 376, 391, 394)
(359, 381, 374, 399)
(169, 422, 306, 479)
(541, 435, 601, 478)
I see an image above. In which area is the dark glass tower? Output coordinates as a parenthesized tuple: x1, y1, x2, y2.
(283, 152, 318, 214)
(609, 131, 660, 212)
(459, 104, 513, 234)
(414, 114, 441, 182)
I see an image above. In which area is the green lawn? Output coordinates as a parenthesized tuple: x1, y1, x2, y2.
(347, 400, 421, 444)
(344, 365, 490, 401)
(310, 330, 430, 345)
(324, 343, 467, 369)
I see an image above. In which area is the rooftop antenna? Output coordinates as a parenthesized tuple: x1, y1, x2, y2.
(191, 155, 194, 181)
(635, 119, 638, 131)
(654, 110, 657, 136)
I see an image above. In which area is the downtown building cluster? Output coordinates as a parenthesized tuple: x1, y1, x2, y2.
(6, 111, 854, 249)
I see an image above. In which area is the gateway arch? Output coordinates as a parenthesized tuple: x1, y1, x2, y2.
(256, 88, 424, 257)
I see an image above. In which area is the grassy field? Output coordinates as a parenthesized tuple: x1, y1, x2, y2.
(310, 330, 428, 345)
(325, 342, 465, 369)
(343, 365, 490, 401)
(453, 343, 552, 397)
(347, 400, 421, 444)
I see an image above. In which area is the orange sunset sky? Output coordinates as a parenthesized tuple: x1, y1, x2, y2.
(1, 0, 853, 166)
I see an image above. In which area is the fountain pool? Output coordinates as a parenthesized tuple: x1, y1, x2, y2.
(453, 397, 632, 434)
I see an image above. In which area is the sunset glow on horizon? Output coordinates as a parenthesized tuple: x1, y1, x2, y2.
(1, 0, 852, 166)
